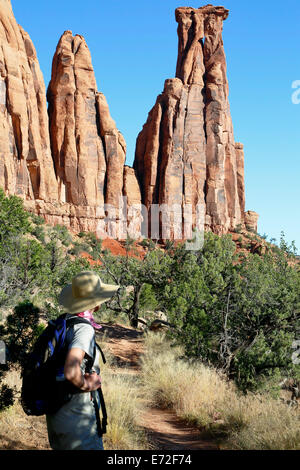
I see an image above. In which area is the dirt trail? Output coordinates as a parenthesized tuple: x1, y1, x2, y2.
(99, 323, 144, 373)
(98, 323, 219, 451)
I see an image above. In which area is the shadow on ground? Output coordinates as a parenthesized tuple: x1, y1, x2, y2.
(98, 323, 144, 340)
(0, 435, 49, 450)
(96, 323, 144, 371)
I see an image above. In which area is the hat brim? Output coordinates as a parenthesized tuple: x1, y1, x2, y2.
(59, 282, 120, 314)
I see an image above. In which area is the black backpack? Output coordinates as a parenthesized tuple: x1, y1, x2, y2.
(21, 313, 107, 435)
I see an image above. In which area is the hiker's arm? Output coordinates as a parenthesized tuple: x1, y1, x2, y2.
(64, 348, 101, 392)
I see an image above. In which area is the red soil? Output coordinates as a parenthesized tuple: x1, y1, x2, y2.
(79, 239, 147, 266)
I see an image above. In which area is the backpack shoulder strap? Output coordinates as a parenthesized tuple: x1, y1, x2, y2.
(64, 315, 93, 329)
(91, 387, 107, 437)
(95, 343, 106, 364)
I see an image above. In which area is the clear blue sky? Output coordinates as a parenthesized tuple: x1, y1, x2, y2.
(12, 0, 300, 250)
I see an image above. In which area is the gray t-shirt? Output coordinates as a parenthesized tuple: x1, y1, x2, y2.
(65, 322, 100, 375)
(46, 321, 103, 450)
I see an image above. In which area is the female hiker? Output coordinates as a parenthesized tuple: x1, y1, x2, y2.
(46, 271, 120, 450)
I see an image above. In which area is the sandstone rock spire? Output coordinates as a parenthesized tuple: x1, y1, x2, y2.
(202, 5, 242, 232)
(0, 0, 58, 202)
(47, 31, 126, 214)
(46, 30, 135, 235)
(134, 4, 247, 238)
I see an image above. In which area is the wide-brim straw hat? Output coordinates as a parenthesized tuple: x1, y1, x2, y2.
(59, 271, 120, 314)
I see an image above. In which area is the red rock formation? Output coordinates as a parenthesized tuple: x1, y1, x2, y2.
(134, 5, 250, 239)
(47, 31, 128, 235)
(0, 1, 256, 242)
(123, 166, 143, 239)
(0, 0, 58, 203)
(244, 211, 259, 233)
(0, 1, 141, 237)
(47, 31, 105, 208)
(235, 143, 245, 216)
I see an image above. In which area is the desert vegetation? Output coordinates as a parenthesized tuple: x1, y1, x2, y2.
(140, 333, 300, 450)
(0, 191, 299, 449)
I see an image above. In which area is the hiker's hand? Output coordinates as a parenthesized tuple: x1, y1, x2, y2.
(82, 372, 102, 392)
(64, 348, 101, 392)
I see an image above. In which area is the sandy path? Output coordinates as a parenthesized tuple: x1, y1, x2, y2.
(140, 408, 217, 450)
(98, 323, 219, 451)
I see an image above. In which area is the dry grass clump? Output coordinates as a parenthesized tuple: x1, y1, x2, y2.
(101, 370, 148, 450)
(0, 403, 50, 450)
(97, 334, 149, 450)
(0, 336, 149, 451)
(0, 366, 149, 450)
(223, 395, 300, 450)
(140, 332, 230, 426)
(140, 332, 300, 450)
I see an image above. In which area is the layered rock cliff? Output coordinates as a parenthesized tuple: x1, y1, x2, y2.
(0, 0, 58, 202)
(0, 0, 141, 236)
(0, 1, 257, 241)
(133, 5, 249, 238)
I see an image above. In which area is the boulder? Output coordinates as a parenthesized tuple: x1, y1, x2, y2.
(137, 317, 148, 331)
(149, 319, 173, 332)
(155, 311, 168, 322)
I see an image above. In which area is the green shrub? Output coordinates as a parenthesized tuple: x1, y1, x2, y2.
(68, 242, 91, 256)
(0, 301, 41, 410)
(30, 214, 45, 226)
(31, 225, 46, 243)
(234, 224, 243, 234)
(51, 225, 73, 247)
(139, 283, 158, 312)
(70, 233, 102, 260)
(140, 239, 156, 250)
(163, 232, 300, 392)
(0, 189, 31, 247)
(0, 383, 14, 411)
(1, 301, 40, 365)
